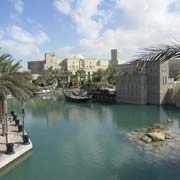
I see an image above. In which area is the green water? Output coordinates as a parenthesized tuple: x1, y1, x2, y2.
(1, 97, 180, 180)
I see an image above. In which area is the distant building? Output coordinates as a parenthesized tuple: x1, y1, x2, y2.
(44, 52, 60, 70)
(110, 49, 125, 67)
(28, 61, 44, 74)
(28, 52, 61, 75)
(60, 55, 109, 78)
(28, 52, 109, 77)
(110, 49, 119, 66)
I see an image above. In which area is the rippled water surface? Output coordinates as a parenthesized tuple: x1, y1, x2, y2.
(1, 97, 180, 180)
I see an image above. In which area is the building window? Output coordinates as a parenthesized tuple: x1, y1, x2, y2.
(162, 77, 164, 85)
(165, 76, 167, 85)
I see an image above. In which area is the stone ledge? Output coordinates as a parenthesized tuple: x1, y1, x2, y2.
(0, 139, 32, 169)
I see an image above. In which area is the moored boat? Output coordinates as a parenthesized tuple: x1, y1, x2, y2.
(63, 90, 92, 103)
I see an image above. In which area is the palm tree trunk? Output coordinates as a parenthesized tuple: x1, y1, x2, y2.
(5, 113, 8, 144)
(0, 98, 8, 136)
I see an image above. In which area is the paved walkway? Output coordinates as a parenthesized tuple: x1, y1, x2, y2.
(0, 119, 32, 169)
(0, 120, 23, 153)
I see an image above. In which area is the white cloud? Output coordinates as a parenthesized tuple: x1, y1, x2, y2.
(7, 25, 49, 44)
(54, 0, 111, 38)
(55, 0, 180, 61)
(0, 25, 49, 66)
(54, 0, 72, 15)
(15, 0, 24, 14)
(0, 39, 40, 57)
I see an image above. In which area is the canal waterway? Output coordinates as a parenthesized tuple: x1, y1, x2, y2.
(1, 96, 180, 180)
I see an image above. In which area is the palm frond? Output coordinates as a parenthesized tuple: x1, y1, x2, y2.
(175, 71, 180, 81)
(0, 50, 35, 102)
(139, 42, 180, 63)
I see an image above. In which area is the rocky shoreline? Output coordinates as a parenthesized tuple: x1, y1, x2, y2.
(126, 126, 175, 144)
(124, 125, 180, 159)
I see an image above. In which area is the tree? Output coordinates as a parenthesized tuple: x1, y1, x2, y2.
(61, 70, 72, 87)
(33, 68, 71, 88)
(104, 66, 120, 85)
(0, 52, 35, 138)
(92, 69, 106, 83)
(77, 69, 86, 85)
(38, 67, 56, 87)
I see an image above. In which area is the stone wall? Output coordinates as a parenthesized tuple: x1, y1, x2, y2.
(169, 59, 180, 78)
(146, 61, 169, 104)
(116, 74, 147, 104)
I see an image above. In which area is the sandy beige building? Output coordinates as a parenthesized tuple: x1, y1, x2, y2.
(28, 52, 61, 75)
(44, 52, 61, 70)
(28, 53, 109, 77)
(60, 55, 109, 76)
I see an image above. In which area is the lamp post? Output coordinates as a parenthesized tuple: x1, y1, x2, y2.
(21, 106, 30, 145)
(22, 108, 25, 136)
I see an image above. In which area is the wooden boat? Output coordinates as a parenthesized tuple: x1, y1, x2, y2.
(63, 90, 92, 103)
(72, 91, 80, 96)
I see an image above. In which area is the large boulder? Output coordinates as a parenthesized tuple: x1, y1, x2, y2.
(140, 135, 152, 143)
(147, 132, 166, 141)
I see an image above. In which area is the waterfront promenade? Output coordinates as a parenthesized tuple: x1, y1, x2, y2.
(0, 121, 32, 169)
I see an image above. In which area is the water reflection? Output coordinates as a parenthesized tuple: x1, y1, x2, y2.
(5, 96, 180, 180)
(8, 96, 180, 131)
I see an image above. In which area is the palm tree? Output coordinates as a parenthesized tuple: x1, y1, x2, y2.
(61, 70, 72, 87)
(38, 67, 55, 87)
(138, 42, 180, 98)
(0, 52, 35, 143)
(105, 66, 121, 85)
(139, 43, 180, 63)
(92, 69, 106, 83)
(77, 69, 86, 85)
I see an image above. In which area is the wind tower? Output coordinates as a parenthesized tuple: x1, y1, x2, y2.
(110, 49, 119, 66)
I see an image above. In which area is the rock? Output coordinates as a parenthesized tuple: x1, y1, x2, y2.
(147, 132, 166, 141)
(146, 126, 166, 133)
(140, 135, 152, 143)
(164, 131, 175, 139)
(126, 133, 139, 141)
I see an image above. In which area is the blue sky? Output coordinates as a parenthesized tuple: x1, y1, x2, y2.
(0, 0, 180, 68)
